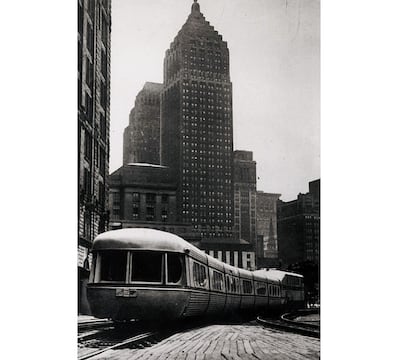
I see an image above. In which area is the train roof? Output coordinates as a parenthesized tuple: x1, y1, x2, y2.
(253, 269, 303, 281)
(92, 228, 202, 254)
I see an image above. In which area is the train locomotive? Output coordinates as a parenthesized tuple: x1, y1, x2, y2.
(87, 228, 304, 321)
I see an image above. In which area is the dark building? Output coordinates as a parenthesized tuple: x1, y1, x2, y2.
(78, 0, 111, 314)
(160, 0, 234, 240)
(233, 150, 257, 245)
(256, 191, 280, 261)
(123, 82, 163, 165)
(277, 179, 320, 267)
(108, 163, 200, 242)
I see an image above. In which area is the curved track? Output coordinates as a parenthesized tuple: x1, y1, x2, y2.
(257, 309, 320, 338)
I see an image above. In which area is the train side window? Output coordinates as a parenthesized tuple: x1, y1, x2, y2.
(193, 261, 207, 288)
(211, 270, 224, 292)
(226, 275, 238, 294)
(98, 251, 127, 282)
(131, 252, 163, 283)
(256, 281, 267, 296)
(242, 279, 253, 294)
(167, 253, 184, 284)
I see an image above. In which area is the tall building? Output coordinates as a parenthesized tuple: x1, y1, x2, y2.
(160, 0, 234, 240)
(277, 179, 320, 267)
(233, 150, 257, 244)
(256, 191, 281, 263)
(123, 82, 163, 165)
(78, 0, 111, 314)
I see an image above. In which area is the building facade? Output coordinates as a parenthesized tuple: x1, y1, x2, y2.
(233, 150, 257, 245)
(123, 82, 163, 165)
(108, 163, 201, 242)
(160, 0, 234, 240)
(277, 179, 320, 267)
(78, 0, 111, 314)
(109, 163, 178, 224)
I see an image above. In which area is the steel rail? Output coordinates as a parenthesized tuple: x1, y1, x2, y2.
(78, 331, 157, 360)
(257, 315, 320, 338)
(78, 319, 114, 331)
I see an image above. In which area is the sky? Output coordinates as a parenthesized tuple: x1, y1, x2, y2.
(110, 0, 320, 201)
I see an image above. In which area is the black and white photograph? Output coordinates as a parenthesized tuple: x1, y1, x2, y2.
(3, 0, 414, 359)
(77, 0, 320, 358)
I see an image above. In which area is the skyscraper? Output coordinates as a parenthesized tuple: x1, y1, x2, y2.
(233, 150, 257, 244)
(256, 191, 281, 259)
(78, 0, 111, 313)
(160, 0, 234, 240)
(123, 82, 163, 165)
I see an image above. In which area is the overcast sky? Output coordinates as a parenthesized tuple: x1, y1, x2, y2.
(110, 0, 320, 201)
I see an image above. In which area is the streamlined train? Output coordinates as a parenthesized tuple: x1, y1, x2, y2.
(87, 228, 304, 321)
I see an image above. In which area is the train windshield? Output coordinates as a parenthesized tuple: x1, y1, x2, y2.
(167, 253, 183, 284)
(131, 252, 163, 283)
(99, 251, 127, 282)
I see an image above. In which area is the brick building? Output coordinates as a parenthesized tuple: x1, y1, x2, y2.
(123, 82, 163, 165)
(78, 0, 111, 314)
(277, 179, 320, 267)
(160, 0, 234, 240)
(233, 150, 257, 245)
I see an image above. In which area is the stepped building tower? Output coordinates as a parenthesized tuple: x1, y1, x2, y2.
(160, 0, 234, 240)
(123, 82, 163, 165)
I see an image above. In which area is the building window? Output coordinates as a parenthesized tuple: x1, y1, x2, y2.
(86, 21, 94, 54)
(146, 193, 156, 204)
(113, 192, 120, 206)
(98, 181, 105, 208)
(101, 48, 107, 79)
(99, 146, 105, 175)
(87, 0, 95, 18)
(86, 60, 93, 89)
(161, 209, 168, 222)
(132, 192, 140, 203)
(132, 204, 139, 219)
(83, 167, 91, 200)
(84, 130, 92, 162)
(146, 207, 155, 221)
(100, 113, 106, 139)
(100, 80, 107, 108)
(161, 194, 168, 203)
(85, 93, 93, 122)
(112, 208, 120, 220)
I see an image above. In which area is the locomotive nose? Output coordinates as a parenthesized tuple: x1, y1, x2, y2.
(87, 285, 189, 321)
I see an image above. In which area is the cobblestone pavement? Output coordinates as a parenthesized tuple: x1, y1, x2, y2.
(89, 323, 320, 360)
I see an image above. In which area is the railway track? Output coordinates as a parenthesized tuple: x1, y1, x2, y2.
(78, 319, 114, 330)
(257, 309, 320, 338)
(78, 329, 159, 360)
